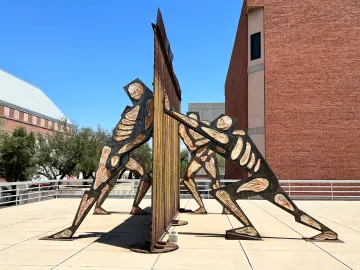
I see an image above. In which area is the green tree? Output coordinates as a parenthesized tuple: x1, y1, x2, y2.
(75, 126, 109, 179)
(0, 127, 37, 205)
(216, 153, 225, 169)
(130, 142, 152, 178)
(35, 121, 83, 179)
(180, 148, 189, 179)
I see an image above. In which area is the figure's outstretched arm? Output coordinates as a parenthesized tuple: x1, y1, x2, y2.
(164, 94, 234, 150)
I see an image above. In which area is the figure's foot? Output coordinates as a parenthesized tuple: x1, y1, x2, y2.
(130, 206, 147, 215)
(222, 208, 231, 214)
(93, 207, 110, 215)
(40, 227, 74, 240)
(310, 231, 338, 241)
(191, 207, 207, 214)
(226, 226, 261, 240)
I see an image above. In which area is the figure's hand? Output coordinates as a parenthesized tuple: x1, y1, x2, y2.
(164, 93, 171, 112)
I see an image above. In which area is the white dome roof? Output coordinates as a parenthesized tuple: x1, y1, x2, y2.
(0, 69, 67, 122)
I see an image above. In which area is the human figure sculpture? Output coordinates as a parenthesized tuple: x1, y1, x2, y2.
(44, 78, 154, 239)
(179, 112, 227, 214)
(164, 94, 338, 241)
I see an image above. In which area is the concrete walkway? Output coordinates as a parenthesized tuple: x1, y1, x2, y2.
(0, 198, 359, 269)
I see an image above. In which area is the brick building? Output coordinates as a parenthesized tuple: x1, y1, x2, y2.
(225, 1, 360, 180)
(0, 69, 69, 135)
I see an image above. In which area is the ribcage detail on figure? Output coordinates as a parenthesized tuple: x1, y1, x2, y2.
(229, 130, 261, 174)
(115, 105, 140, 142)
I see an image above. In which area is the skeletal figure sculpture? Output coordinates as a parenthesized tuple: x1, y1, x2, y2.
(44, 79, 154, 239)
(164, 94, 338, 241)
(179, 112, 227, 214)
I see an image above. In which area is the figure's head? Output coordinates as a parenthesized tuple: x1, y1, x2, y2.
(128, 82, 144, 100)
(123, 78, 151, 104)
(216, 115, 232, 130)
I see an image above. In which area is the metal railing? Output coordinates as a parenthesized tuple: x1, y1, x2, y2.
(1, 179, 360, 207)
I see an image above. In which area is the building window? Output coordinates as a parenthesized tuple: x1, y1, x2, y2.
(40, 118, 45, 127)
(48, 120, 52, 129)
(4, 107, 9, 117)
(54, 123, 58, 130)
(250, 32, 261, 60)
(24, 113, 28, 122)
(32, 116, 37, 125)
(14, 110, 19, 120)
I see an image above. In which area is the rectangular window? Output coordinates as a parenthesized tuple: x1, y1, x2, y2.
(32, 116, 37, 125)
(14, 110, 19, 120)
(251, 32, 261, 61)
(40, 118, 45, 127)
(48, 120, 52, 129)
(54, 123, 58, 130)
(24, 113, 28, 122)
(4, 107, 9, 117)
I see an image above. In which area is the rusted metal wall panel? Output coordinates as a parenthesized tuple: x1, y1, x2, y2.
(151, 9, 181, 251)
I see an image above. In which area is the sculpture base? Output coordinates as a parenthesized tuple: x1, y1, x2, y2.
(179, 208, 192, 213)
(171, 220, 188, 226)
(226, 230, 262, 241)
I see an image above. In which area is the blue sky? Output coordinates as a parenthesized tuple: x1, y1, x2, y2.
(0, 0, 243, 132)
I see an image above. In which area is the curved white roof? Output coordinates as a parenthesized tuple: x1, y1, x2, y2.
(0, 69, 67, 121)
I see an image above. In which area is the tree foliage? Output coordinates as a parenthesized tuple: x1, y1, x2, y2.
(75, 126, 109, 179)
(0, 127, 37, 182)
(130, 142, 152, 177)
(180, 148, 189, 179)
(35, 122, 110, 180)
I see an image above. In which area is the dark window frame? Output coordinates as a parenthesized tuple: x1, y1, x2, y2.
(250, 32, 261, 61)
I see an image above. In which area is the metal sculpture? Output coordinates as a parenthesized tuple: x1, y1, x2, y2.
(164, 93, 338, 241)
(43, 78, 154, 240)
(179, 112, 226, 214)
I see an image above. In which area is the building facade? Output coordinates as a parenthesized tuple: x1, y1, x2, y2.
(0, 69, 69, 135)
(225, 0, 360, 180)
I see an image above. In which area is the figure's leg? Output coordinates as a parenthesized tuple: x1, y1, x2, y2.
(43, 171, 118, 239)
(43, 146, 126, 240)
(210, 178, 261, 240)
(223, 177, 338, 240)
(182, 157, 207, 214)
(202, 154, 229, 214)
(125, 157, 153, 215)
(93, 170, 121, 215)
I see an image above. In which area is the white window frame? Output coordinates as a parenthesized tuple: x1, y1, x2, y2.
(32, 116, 37, 125)
(24, 113, 28, 122)
(54, 123, 58, 130)
(4, 107, 9, 117)
(48, 120, 52, 129)
(14, 110, 19, 120)
(40, 118, 45, 127)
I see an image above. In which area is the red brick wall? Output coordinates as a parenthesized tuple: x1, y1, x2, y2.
(0, 105, 65, 135)
(257, 0, 360, 179)
(224, 0, 248, 179)
(2, 117, 54, 135)
(227, 0, 360, 180)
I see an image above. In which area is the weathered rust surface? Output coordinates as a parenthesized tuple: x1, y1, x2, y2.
(151, 9, 181, 251)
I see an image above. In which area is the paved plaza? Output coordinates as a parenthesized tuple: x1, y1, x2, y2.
(0, 198, 359, 270)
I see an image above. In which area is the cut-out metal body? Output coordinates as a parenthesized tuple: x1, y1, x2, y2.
(164, 93, 338, 241)
(43, 78, 154, 240)
(179, 112, 224, 214)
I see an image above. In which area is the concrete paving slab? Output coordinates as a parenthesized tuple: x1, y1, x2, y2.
(245, 249, 350, 270)
(0, 244, 84, 266)
(154, 249, 251, 270)
(0, 198, 359, 270)
(60, 246, 158, 268)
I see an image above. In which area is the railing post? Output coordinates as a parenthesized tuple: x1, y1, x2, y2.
(288, 182, 291, 198)
(38, 183, 41, 202)
(331, 182, 333, 201)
